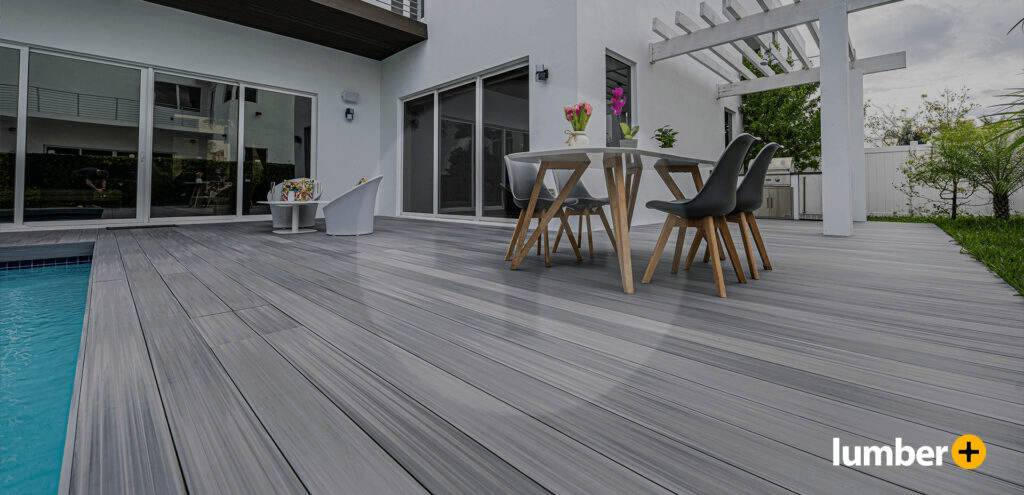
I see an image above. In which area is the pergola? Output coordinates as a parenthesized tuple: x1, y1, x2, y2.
(650, 0, 907, 236)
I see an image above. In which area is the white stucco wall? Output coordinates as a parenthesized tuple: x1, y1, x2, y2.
(1, 0, 383, 208)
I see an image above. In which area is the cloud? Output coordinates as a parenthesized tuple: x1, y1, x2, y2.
(849, 0, 1024, 118)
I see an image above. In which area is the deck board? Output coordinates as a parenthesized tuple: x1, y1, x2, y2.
(2, 217, 1021, 494)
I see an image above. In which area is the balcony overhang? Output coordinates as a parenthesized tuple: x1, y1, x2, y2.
(144, 0, 428, 60)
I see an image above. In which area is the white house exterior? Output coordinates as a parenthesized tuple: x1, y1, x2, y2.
(1, 0, 751, 230)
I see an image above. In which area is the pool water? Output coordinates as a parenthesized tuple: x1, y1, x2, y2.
(1, 263, 91, 495)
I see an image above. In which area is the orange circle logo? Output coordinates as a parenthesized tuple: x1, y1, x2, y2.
(951, 435, 986, 469)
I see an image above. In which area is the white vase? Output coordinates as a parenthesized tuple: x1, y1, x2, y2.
(565, 130, 589, 148)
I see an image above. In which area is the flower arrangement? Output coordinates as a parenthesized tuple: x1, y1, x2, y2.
(564, 102, 593, 131)
(653, 126, 679, 148)
(281, 178, 315, 201)
(610, 88, 638, 139)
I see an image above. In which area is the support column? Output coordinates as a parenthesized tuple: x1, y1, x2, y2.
(849, 68, 867, 222)
(819, 1, 853, 236)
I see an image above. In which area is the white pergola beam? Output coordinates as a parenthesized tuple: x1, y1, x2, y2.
(652, 0, 900, 62)
(675, 11, 759, 81)
(699, 2, 776, 77)
(653, 18, 738, 83)
(794, 0, 855, 60)
(716, 51, 905, 97)
(722, 0, 793, 73)
(755, 0, 812, 69)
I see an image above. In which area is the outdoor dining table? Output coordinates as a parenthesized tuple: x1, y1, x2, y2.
(505, 147, 716, 294)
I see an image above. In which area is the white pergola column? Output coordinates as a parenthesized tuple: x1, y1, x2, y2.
(819, 1, 853, 236)
(849, 68, 867, 222)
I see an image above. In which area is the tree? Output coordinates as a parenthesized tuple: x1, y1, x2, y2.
(865, 88, 978, 146)
(899, 121, 979, 219)
(969, 121, 1024, 219)
(739, 49, 821, 171)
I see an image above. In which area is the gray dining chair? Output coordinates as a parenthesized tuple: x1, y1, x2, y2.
(503, 157, 583, 267)
(549, 169, 616, 258)
(725, 142, 781, 280)
(641, 133, 759, 297)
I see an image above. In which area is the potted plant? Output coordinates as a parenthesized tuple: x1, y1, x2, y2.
(610, 88, 638, 148)
(563, 102, 593, 147)
(653, 126, 679, 149)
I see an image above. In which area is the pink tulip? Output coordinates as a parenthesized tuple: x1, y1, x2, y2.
(584, 103, 593, 115)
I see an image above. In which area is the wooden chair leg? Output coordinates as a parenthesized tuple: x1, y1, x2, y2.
(552, 221, 565, 253)
(505, 209, 527, 261)
(642, 216, 676, 283)
(537, 224, 542, 255)
(585, 209, 594, 258)
(544, 227, 551, 267)
(703, 217, 727, 297)
(684, 228, 704, 270)
(597, 207, 617, 252)
(737, 213, 759, 280)
(746, 213, 772, 270)
(702, 235, 726, 263)
(671, 226, 687, 274)
(715, 217, 747, 284)
(555, 209, 583, 261)
(577, 211, 584, 250)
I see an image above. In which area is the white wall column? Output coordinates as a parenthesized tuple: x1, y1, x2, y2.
(849, 68, 866, 222)
(819, 1, 853, 236)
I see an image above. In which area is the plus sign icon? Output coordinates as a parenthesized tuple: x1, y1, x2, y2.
(951, 434, 987, 470)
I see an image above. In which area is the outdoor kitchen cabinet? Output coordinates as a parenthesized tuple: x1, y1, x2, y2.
(754, 187, 794, 219)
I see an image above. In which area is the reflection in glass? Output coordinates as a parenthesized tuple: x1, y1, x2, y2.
(403, 95, 434, 214)
(0, 48, 18, 222)
(151, 73, 237, 217)
(24, 53, 140, 221)
(242, 89, 312, 215)
(438, 83, 475, 216)
(483, 67, 529, 219)
(606, 55, 632, 146)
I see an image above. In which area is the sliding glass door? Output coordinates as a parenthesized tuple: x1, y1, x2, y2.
(150, 73, 238, 218)
(482, 67, 529, 219)
(0, 47, 18, 223)
(401, 65, 529, 219)
(242, 89, 313, 215)
(24, 53, 141, 221)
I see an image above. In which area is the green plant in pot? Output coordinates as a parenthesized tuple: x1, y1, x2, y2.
(653, 126, 679, 148)
(619, 123, 640, 148)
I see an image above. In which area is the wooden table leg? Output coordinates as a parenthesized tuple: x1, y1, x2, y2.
(511, 163, 587, 269)
(604, 155, 634, 294)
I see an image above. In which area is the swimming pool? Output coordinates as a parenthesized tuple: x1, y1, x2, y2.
(1, 262, 91, 495)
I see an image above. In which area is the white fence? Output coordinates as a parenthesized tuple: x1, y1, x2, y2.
(865, 143, 1024, 217)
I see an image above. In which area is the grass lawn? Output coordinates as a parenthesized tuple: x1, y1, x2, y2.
(869, 215, 1024, 296)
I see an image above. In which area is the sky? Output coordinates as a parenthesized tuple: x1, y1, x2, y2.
(847, 0, 1024, 120)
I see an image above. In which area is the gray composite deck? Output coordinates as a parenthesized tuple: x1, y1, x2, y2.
(2, 217, 1022, 494)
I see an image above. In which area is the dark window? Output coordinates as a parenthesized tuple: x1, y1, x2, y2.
(223, 86, 235, 103)
(244, 87, 258, 103)
(606, 55, 633, 146)
(724, 109, 735, 147)
(154, 81, 178, 109)
(155, 81, 201, 111)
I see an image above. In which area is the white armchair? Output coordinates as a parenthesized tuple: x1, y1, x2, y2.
(323, 176, 383, 236)
(269, 180, 320, 229)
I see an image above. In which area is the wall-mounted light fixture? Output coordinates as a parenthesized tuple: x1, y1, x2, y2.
(535, 64, 549, 82)
(345, 108, 355, 121)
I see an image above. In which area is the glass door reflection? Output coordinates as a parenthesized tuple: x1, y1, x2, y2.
(151, 73, 238, 218)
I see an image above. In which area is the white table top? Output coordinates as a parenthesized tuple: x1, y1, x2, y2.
(506, 147, 716, 166)
(257, 200, 328, 206)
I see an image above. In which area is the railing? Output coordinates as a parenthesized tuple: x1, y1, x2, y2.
(16, 84, 140, 123)
(362, 0, 423, 20)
